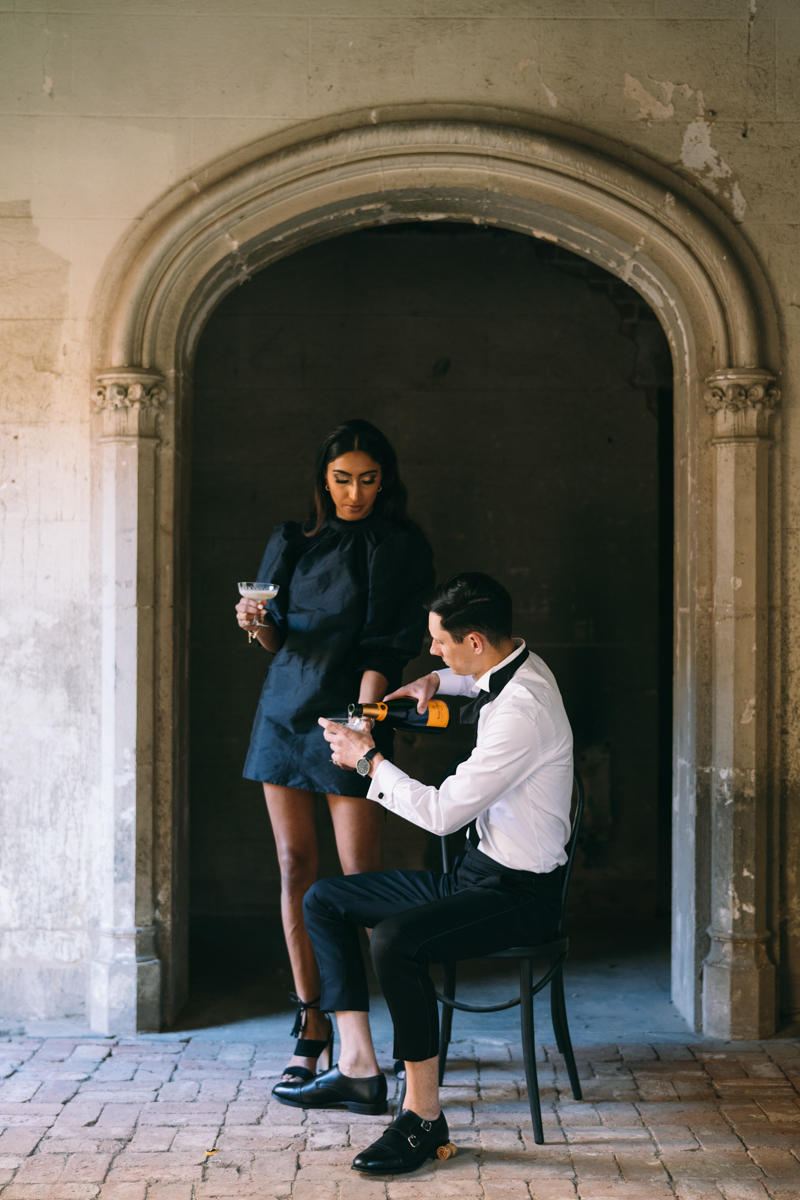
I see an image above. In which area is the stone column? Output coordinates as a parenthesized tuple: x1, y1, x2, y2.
(702, 368, 779, 1039)
(89, 370, 166, 1034)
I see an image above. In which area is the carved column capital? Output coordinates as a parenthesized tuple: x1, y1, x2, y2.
(94, 369, 167, 439)
(704, 368, 780, 440)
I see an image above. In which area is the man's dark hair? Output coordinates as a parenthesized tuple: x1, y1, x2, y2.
(426, 573, 513, 646)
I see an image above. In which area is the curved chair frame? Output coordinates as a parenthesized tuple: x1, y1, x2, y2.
(434, 769, 585, 1144)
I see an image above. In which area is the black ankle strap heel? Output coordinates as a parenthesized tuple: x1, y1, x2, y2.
(280, 993, 334, 1085)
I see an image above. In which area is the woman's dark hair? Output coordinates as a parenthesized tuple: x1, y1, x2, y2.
(426, 572, 513, 646)
(305, 419, 417, 536)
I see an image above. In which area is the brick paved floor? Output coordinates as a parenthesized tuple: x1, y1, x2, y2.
(0, 1035, 798, 1200)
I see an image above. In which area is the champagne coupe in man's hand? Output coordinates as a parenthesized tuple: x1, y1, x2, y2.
(238, 581, 279, 643)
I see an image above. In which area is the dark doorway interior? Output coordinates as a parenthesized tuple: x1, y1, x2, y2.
(181, 223, 673, 1029)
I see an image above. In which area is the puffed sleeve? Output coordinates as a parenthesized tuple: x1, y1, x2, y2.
(357, 528, 435, 689)
(253, 521, 302, 640)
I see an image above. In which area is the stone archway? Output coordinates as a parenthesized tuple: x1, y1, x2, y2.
(89, 113, 781, 1039)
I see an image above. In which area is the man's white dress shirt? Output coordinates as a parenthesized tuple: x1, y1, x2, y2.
(367, 640, 574, 874)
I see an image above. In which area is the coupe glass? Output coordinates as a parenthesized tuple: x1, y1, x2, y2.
(238, 581, 279, 643)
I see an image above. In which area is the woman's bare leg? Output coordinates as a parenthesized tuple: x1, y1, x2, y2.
(263, 784, 331, 1077)
(326, 793, 383, 875)
(328, 792, 383, 946)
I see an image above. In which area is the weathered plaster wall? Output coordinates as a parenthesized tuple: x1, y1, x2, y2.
(0, 200, 93, 1018)
(0, 1, 798, 1022)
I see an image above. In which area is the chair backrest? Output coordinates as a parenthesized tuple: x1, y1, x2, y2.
(439, 764, 585, 935)
(556, 769, 585, 937)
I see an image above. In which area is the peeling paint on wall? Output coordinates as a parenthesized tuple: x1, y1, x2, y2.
(623, 75, 747, 223)
(681, 116, 747, 222)
(624, 75, 695, 123)
(624, 74, 681, 121)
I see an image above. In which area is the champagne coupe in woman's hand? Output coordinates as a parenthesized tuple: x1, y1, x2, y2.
(238, 581, 279, 643)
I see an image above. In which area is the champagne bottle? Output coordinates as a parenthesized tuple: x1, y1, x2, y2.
(348, 697, 451, 733)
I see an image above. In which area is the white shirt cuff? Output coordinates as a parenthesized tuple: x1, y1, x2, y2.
(368, 758, 408, 803)
(434, 668, 465, 696)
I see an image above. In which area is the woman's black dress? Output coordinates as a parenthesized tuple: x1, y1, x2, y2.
(243, 511, 434, 797)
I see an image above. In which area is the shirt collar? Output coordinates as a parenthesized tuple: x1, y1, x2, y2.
(473, 638, 527, 694)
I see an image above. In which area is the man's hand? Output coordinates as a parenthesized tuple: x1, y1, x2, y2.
(383, 672, 441, 715)
(318, 718, 376, 771)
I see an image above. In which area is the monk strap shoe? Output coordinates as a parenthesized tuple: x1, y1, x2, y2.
(272, 1064, 387, 1114)
(351, 1108, 456, 1175)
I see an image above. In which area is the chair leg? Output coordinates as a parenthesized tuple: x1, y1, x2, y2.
(438, 962, 457, 1086)
(520, 958, 544, 1145)
(550, 960, 567, 1054)
(550, 964, 582, 1101)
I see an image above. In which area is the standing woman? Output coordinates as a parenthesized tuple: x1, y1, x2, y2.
(235, 420, 434, 1086)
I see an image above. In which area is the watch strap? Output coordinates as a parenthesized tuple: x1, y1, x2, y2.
(356, 745, 380, 777)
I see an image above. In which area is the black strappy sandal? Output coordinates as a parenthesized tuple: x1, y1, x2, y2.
(279, 993, 334, 1086)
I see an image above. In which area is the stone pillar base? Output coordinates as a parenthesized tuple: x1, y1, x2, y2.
(89, 927, 161, 1035)
(702, 932, 776, 1040)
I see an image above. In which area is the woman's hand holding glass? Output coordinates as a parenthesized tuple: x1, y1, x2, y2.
(236, 581, 281, 650)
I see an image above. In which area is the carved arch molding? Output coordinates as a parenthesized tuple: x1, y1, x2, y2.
(89, 116, 781, 1038)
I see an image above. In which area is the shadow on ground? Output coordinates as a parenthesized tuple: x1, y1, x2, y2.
(175, 915, 689, 1041)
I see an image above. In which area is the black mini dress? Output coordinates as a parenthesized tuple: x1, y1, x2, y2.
(243, 511, 434, 796)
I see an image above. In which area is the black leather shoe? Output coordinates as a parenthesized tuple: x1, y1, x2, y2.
(272, 1064, 387, 1114)
(351, 1109, 456, 1175)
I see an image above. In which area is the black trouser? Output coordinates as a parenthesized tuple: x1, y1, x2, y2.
(303, 843, 562, 1062)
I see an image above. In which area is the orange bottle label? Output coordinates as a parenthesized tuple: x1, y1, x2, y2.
(426, 699, 449, 728)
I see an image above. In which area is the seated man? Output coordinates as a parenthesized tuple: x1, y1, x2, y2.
(272, 572, 574, 1176)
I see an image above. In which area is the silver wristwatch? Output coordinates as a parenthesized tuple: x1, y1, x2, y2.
(356, 746, 380, 777)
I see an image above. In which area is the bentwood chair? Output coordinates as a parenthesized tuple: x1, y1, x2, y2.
(433, 769, 585, 1144)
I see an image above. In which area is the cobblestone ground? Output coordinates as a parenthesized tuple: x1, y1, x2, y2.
(0, 1035, 798, 1200)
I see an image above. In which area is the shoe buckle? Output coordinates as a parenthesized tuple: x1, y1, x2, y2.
(420, 1120, 432, 1131)
(407, 1134, 420, 1148)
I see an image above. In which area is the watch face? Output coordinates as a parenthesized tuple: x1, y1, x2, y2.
(356, 757, 369, 776)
